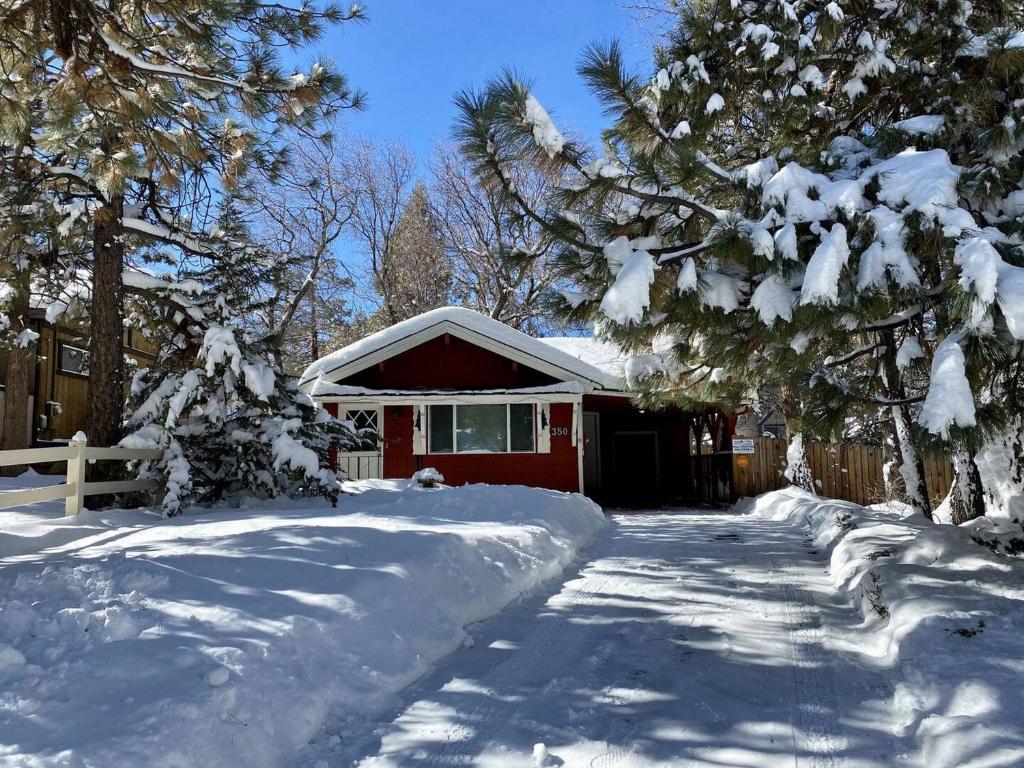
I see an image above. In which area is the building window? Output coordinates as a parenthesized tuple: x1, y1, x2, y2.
(59, 343, 89, 377)
(428, 404, 455, 453)
(343, 409, 380, 451)
(428, 403, 535, 454)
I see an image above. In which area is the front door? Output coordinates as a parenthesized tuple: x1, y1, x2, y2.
(338, 407, 383, 480)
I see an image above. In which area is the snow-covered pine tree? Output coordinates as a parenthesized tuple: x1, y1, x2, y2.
(1, 0, 365, 447)
(122, 201, 363, 516)
(456, 1, 1024, 522)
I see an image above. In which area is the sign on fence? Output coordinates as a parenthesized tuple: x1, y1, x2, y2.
(732, 439, 756, 454)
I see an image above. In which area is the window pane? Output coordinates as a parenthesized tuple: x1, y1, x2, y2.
(509, 404, 535, 452)
(456, 404, 507, 453)
(429, 405, 454, 453)
(344, 409, 379, 451)
(60, 345, 88, 375)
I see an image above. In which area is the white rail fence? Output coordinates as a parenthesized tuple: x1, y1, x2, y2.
(0, 443, 162, 516)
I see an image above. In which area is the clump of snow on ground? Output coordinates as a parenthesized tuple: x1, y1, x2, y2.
(750, 488, 1024, 768)
(0, 479, 605, 768)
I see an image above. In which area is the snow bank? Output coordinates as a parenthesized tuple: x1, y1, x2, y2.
(0, 483, 605, 768)
(750, 488, 1024, 768)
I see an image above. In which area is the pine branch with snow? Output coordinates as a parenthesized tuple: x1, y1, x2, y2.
(456, 0, 1024, 522)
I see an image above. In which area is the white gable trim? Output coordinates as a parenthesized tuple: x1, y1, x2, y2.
(314, 391, 583, 406)
(300, 318, 608, 393)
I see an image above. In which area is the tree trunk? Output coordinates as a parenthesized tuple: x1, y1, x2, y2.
(86, 195, 126, 448)
(309, 281, 319, 361)
(1, 131, 37, 475)
(890, 404, 932, 519)
(881, 417, 901, 499)
(0, 272, 35, 475)
(949, 450, 986, 524)
(780, 390, 815, 492)
(880, 330, 931, 519)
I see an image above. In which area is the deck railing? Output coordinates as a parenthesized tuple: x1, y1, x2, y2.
(0, 442, 162, 516)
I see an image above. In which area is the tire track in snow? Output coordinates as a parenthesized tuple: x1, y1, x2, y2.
(769, 545, 843, 768)
(411, 528, 630, 767)
(349, 513, 865, 768)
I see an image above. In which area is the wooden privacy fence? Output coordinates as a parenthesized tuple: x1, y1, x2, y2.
(732, 437, 953, 507)
(0, 443, 162, 516)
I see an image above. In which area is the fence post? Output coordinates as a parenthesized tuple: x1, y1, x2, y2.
(65, 438, 87, 517)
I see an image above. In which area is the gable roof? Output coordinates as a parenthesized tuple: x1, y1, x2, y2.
(298, 307, 621, 391)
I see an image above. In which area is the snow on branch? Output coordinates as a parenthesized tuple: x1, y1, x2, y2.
(523, 94, 565, 159)
(919, 334, 976, 438)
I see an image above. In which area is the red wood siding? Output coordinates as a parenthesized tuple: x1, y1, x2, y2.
(339, 334, 559, 390)
(382, 403, 579, 493)
(324, 402, 339, 471)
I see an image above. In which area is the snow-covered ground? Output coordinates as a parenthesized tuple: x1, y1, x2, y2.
(0, 477, 605, 768)
(306, 492, 1024, 768)
(751, 489, 1024, 768)
(3, 480, 1022, 768)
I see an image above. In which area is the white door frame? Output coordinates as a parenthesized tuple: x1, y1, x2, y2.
(337, 403, 384, 480)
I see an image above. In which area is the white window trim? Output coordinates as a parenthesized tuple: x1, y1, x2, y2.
(428, 403, 537, 455)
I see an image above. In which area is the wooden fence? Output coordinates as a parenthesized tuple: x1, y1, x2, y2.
(732, 437, 953, 507)
(0, 443, 162, 516)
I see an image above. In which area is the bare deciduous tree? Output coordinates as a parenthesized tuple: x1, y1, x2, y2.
(429, 144, 559, 334)
(248, 134, 359, 373)
(344, 139, 417, 315)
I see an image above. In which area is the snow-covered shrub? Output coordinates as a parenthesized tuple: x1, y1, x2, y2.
(121, 206, 363, 515)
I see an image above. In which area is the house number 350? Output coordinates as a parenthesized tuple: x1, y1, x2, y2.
(550, 427, 569, 437)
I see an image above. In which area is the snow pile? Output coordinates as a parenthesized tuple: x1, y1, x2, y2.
(0, 482, 605, 768)
(800, 223, 850, 305)
(600, 248, 657, 325)
(751, 488, 1024, 768)
(538, 336, 629, 383)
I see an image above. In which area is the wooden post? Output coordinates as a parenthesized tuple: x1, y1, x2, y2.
(65, 438, 86, 517)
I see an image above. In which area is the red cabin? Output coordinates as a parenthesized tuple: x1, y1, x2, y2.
(299, 307, 735, 506)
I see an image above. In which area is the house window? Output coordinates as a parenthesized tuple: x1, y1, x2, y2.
(59, 343, 89, 377)
(428, 404, 535, 454)
(343, 408, 380, 451)
(429, 404, 455, 453)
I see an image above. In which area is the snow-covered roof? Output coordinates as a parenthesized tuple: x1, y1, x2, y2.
(537, 337, 629, 383)
(299, 307, 621, 391)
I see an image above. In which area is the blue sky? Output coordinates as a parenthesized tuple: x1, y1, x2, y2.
(307, 0, 652, 175)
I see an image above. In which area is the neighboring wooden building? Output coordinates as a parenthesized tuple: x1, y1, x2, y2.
(0, 311, 157, 445)
(300, 307, 736, 506)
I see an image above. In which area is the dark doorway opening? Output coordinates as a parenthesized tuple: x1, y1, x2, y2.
(612, 431, 660, 507)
